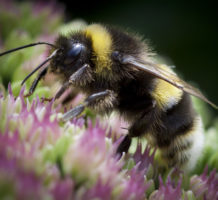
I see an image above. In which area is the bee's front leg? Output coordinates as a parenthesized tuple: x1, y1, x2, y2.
(53, 64, 93, 101)
(62, 90, 117, 121)
(69, 64, 93, 86)
(24, 67, 48, 97)
(54, 81, 71, 100)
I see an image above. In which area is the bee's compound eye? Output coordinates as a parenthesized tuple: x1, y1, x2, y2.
(67, 43, 84, 57)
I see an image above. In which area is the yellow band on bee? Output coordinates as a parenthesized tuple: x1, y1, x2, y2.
(84, 24, 112, 73)
(151, 64, 183, 110)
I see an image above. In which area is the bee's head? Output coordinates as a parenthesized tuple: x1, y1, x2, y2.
(50, 35, 92, 79)
(0, 34, 93, 86)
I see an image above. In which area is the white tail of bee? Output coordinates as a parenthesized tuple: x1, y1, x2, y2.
(160, 115, 204, 171)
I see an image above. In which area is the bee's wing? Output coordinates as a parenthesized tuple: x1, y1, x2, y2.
(122, 55, 218, 109)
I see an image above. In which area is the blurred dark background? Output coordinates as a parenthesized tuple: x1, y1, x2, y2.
(58, 0, 218, 109)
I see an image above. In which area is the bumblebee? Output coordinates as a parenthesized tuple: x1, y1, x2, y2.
(0, 24, 217, 170)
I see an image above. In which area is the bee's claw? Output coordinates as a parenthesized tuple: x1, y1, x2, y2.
(24, 92, 33, 98)
(41, 97, 53, 102)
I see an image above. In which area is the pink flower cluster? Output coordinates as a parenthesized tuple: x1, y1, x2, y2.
(0, 85, 155, 199)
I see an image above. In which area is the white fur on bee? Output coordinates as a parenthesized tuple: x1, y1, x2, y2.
(160, 115, 204, 171)
(182, 115, 204, 171)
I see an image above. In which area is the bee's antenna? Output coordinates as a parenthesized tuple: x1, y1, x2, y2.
(21, 50, 58, 85)
(0, 42, 57, 57)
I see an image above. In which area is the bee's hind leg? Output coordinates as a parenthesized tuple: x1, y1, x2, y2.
(117, 99, 156, 155)
(117, 135, 132, 155)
